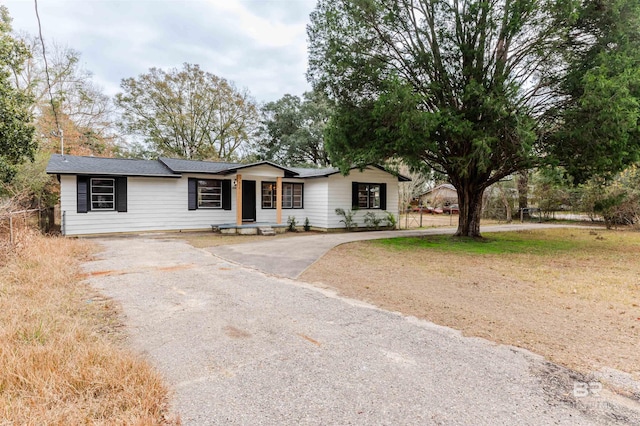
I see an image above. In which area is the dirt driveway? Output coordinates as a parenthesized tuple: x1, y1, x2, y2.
(84, 236, 638, 425)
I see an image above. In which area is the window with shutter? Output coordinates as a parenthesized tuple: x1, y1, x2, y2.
(197, 179, 223, 208)
(355, 183, 383, 209)
(77, 176, 127, 213)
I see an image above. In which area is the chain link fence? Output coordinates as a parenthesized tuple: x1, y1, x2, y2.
(0, 207, 58, 246)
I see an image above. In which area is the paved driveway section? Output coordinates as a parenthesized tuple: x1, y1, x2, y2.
(208, 224, 585, 278)
(83, 237, 633, 425)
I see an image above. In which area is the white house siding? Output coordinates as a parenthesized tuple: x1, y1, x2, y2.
(58, 165, 401, 235)
(60, 174, 237, 236)
(298, 179, 329, 229)
(326, 167, 400, 229)
(253, 178, 328, 229)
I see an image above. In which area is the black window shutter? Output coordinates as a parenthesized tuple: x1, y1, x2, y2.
(300, 183, 304, 209)
(116, 177, 127, 212)
(380, 183, 387, 210)
(352, 182, 359, 209)
(188, 178, 197, 210)
(222, 180, 232, 210)
(77, 176, 88, 213)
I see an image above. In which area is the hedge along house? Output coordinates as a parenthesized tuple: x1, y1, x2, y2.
(46, 154, 409, 236)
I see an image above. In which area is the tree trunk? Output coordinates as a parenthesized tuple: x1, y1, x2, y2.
(454, 180, 485, 237)
(518, 171, 529, 219)
(496, 184, 512, 223)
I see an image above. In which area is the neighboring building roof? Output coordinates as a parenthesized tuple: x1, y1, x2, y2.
(158, 157, 241, 174)
(46, 154, 179, 177)
(420, 183, 457, 196)
(46, 154, 411, 181)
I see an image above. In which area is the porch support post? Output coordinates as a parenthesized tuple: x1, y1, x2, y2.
(276, 176, 283, 225)
(236, 174, 243, 226)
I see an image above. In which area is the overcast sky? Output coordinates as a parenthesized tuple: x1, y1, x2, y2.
(4, 0, 317, 103)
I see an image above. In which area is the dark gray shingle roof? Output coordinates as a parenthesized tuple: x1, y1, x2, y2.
(290, 165, 411, 181)
(46, 155, 411, 181)
(46, 154, 179, 177)
(158, 157, 241, 173)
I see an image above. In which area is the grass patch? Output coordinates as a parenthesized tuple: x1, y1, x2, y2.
(373, 229, 611, 255)
(0, 232, 176, 424)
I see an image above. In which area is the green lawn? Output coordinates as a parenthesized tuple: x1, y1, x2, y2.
(372, 228, 632, 255)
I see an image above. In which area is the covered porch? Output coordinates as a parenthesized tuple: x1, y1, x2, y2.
(231, 173, 286, 227)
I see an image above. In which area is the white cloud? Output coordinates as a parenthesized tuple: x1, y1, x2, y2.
(212, 0, 308, 48)
(4, 0, 316, 102)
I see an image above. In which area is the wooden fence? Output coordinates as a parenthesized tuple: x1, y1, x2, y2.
(398, 211, 458, 229)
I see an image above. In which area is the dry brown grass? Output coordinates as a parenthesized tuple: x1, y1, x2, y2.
(0, 231, 177, 424)
(300, 228, 640, 378)
(173, 230, 322, 248)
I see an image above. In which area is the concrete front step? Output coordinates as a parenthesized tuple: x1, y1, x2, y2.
(258, 227, 276, 236)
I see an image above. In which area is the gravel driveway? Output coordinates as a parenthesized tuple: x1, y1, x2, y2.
(83, 236, 637, 425)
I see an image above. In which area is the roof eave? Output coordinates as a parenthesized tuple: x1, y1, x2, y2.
(47, 171, 181, 178)
(316, 165, 411, 181)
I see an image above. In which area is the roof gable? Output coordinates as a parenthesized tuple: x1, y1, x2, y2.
(158, 157, 241, 174)
(219, 161, 298, 177)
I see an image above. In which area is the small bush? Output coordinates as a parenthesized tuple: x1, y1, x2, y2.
(335, 208, 357, 231)
(303, 217, 311, 231)
(594, 192, 640, 229)
(364, 212, 382, 230)
(385, 211, 397, 228)
(287, 215, 298, 232)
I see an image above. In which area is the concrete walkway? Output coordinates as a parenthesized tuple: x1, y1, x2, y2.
(208, 223, 587, 278)
(83, 236, 638, 425)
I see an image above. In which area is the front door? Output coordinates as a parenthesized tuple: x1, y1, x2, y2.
(242, 180, 256, 222)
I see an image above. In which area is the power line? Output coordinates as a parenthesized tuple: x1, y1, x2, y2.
(34, 0, 64, 154)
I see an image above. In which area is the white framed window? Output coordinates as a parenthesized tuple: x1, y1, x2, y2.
(198, 179, 222, 208)
(262, 182, 303, 209)
(262, 182, 276, 209)
(90, 178, 115, 210)
(358, 183, 381, 209)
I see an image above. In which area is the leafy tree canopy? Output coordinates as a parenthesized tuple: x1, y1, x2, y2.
(546, 0, 640, 183)
(307, 0, 640, 236)
(115, 63, 259, 161)
(257, 90, 331, 167)
(0, 6, 35, 183)
(13, 37, 119, 157)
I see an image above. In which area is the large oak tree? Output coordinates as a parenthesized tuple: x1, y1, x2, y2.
(257, 90, 331, 167)
(115, 63, 259, 161)
(308, 0, 640, 237)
